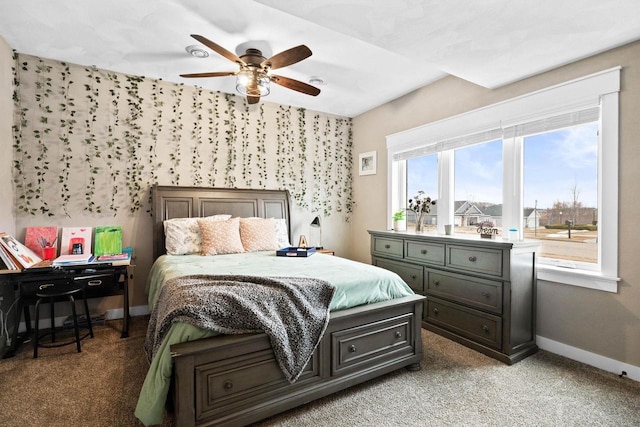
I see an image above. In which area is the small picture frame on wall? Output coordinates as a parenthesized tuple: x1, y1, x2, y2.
(358, 151, 377, 176)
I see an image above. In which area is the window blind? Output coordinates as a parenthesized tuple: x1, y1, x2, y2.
(392, 106, 600, 161)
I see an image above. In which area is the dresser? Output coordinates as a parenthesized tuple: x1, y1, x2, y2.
(369, 230, 538, 364)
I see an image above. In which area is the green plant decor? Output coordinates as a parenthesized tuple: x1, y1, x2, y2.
(393, 210, 406, 221)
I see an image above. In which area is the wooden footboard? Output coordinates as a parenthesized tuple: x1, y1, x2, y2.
(170, 294, 425, 427)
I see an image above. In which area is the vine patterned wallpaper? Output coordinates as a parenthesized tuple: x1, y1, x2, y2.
(11, 53, 354, 220)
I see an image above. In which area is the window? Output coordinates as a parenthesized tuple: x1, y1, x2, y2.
(523, 123, 598, 267)
(454, 139, 502, 234)
(407, 154, 438, 231)
(387, 68, 620, 292)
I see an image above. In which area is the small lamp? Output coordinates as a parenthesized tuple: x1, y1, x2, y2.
(310, 216, 322, 249)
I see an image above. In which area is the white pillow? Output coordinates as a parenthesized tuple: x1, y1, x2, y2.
(274, 218, 291, 248)
(164, 214, 231, 255)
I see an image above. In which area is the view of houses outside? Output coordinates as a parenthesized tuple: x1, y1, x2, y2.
(406, 122, 598, 264)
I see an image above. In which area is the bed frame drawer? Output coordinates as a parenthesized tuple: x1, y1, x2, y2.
(195, 346, 320, 421)
(425, 297, 502, 350)
(331, 313, 415, 376)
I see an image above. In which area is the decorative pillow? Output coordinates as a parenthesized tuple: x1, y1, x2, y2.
(164, 214, 231, 255)
(274, 218, 291, 248)
(198, 217, 245, 255)
(239, 217, 278, 252)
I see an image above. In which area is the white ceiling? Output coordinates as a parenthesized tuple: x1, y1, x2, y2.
(1, 0, 640, 117)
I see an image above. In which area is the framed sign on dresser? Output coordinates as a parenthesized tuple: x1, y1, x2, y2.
(369, 230, 539, 364)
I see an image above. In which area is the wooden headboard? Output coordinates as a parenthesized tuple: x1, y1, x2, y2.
(152, 185, 291, 259)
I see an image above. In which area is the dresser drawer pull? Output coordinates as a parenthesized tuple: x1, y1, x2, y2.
(433, 308, 439, 315)
(433, 280, 440, 286)
(410, 274, 417, 280)
(481, 291, 489, 298)
(223, 380, 233, 391)
(468, 256, 477, 262)
(482, 325, 490, 333)
(38, 283, 55, 291)
(420, 249, 428, 254)
(88, 280, 103, 286)
(349, 345, 357, 353)
(395, 331, 402, 339)
(384, 244, 391, 249)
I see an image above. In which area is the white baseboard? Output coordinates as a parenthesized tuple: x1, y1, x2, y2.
(18, 304, 151, 332)
(105, 304, 150, 319)
(537, 335, 640, 382)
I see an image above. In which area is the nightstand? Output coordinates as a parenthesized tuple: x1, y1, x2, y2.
(316, 249, 335, 255)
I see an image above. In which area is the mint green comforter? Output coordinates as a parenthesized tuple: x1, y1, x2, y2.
(135, 252, 413, 426)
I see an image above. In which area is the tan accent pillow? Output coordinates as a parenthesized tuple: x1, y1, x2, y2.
(164, 214, 231, 255)
(239, 217, 278, 252)
(198, 217, 244, 255)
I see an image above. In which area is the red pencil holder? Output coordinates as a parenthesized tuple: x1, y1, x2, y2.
(43, 247, 56, 260)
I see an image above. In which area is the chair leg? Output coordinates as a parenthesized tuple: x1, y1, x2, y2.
(69, 295, 81, 353)
(33, 298, 41, 358)
(82, 289, 94, 338)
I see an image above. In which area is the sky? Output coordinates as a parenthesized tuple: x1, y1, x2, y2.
(407, 122, 598, 210)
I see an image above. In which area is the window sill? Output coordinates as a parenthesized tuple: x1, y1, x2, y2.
(536, 264, 619, 293)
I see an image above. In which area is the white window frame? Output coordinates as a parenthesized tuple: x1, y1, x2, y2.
(386, 67, 620, 293)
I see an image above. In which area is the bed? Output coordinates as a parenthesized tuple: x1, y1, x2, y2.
(136, 185, 425, 427)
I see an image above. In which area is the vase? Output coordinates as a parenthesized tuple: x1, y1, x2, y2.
(393, 219, 406, 231)
(415, 212, 426, 233)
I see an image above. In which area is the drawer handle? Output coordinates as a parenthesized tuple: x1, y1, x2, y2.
(433, 308, 439, 315)
(433, 280, 440, 286)
(349, 345, 357, 353)
(420, 249, 428, 254)
(223, 380, 233, 391)
(410, 274, 417, 280)
(88, 280, 103, 286)
(468, 256, 477, 262)
(38, 283, 55, 291)
(481, 291, 489, 298)
(395, 331, 402, 339)
(482, 325, 490, 333)
(384, 244, 391, 249)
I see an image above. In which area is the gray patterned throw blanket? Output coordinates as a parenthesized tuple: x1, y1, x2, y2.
(145, 274, 336, 383)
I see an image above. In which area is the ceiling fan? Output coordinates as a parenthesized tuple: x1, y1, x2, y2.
(180, 34, 321, 104)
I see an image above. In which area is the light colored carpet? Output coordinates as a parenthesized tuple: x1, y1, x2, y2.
(0, 316, 638, 427)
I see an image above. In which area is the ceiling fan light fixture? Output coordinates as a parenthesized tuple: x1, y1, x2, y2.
(185, 45, 209, 58)
(236, 69, 270, 97)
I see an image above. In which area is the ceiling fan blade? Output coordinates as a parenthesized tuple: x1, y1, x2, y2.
(247, 95, 260, 104)
(179, 71, 237, 78)
(190, 34, 246, 65)
(262, 45, 312, 70)
(271, 75, 320, 96)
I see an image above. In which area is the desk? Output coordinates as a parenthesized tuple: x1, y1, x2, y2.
(1, 262, 130, 358)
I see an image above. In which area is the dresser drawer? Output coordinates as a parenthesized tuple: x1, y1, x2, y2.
(373, 258, 423, 293)
(405, 241, 445, 266)
(447, 245, 503, 277)
(331, 314, 415, 375)
(372, 237, 404, 259)
(425, 270, 502, 314)
(425, 297, 502, 350)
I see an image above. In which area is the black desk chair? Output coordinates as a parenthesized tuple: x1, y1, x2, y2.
(33, 283, 94, 358)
